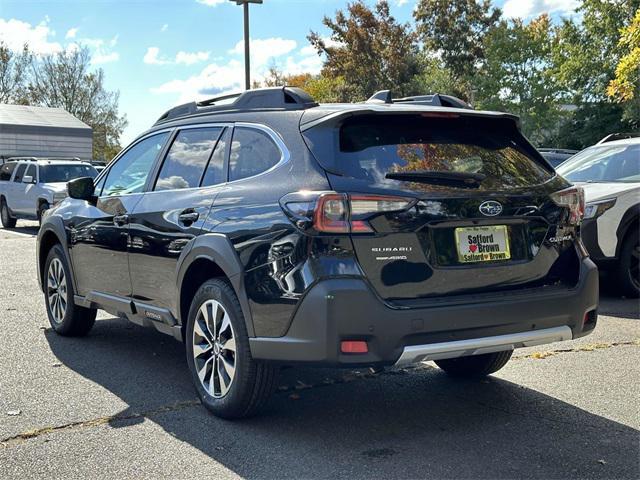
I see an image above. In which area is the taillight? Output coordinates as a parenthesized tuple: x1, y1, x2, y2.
(551, 186, 584, 225)
(282, 191, 413, 234)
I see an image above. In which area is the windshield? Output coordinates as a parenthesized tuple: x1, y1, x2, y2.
(557, 144, 640, 183)
(328, 115, 553, 191)
(40, 164, 98, 183)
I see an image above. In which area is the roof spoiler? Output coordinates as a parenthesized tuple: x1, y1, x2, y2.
(154, 86, 318, 125)
(366, 90, 473, 110)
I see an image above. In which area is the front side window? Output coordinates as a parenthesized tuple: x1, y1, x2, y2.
(39, 164, 98, 183)
(155, 127, 223, 191)
(24, 164, 36, 183)
(228, 127, 282, 182)
(0, 162, 17, 181)
(558, 144, 640, 183)
(101, 132, 169, 197)
(13, 164, 27, 183)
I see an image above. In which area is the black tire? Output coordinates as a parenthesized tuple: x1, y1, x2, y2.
(44, 244, 96, 336)
(435, 350, 513, 378)
(185, 279, 277, 419)
(38, 202, 49, 226)
(1, 199, 17, 229)
(615, 231, 640, 298)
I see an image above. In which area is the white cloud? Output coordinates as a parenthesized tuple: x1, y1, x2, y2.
(196, 0, 226, 6)
(229, 38, 297, 68)
(65, 27, 78, 39)
(502, 0, 580, 19)
(396, 0, 409, 6)
(151, 60, 244, 102)
(92, 52, 119, 64)
(144, 46, 210, 66)
(176, 50, 210, 65)
(161, 23, 168, 32)
(0, 17, 62, 55)
(144, 47, 167, 65)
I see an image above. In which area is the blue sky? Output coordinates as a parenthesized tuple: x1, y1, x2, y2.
(0, 0, 580, 146)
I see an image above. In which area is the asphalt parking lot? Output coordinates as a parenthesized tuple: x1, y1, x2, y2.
(0, 222, 638, 480)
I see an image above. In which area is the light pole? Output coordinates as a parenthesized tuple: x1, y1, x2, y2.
(230, 0, 263, 90)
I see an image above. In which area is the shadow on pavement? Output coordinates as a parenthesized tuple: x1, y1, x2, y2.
(0, 224, 39, 236)
(45, 317, 639, 479)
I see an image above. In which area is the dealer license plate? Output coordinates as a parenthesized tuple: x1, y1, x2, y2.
(455, 225, 511, 263)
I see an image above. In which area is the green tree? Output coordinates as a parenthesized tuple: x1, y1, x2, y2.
(308, 0, 420, 101)
(0, 42, 31, 104)
(607, 8, 640, 125)
(476, 15, 565, 145)
(28, 46, 127, 161)
(414, 0, 501, 82)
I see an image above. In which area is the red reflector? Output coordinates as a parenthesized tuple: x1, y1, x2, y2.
(341, 340, 368, 354)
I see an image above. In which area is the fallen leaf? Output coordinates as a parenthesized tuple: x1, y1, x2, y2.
(597, 459, 607, 465)
(51, 363, 62, 368)
(7, 410, 21, 416)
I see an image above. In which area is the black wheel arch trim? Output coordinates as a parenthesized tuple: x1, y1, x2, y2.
(616, 203, 640, 257)
(37, 216, 77, 294)
(175, 233, 255, 337)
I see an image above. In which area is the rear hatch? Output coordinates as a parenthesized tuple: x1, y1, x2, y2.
(302, 110, 581, 303)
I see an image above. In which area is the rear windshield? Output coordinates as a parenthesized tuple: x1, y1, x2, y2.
(312, 115, 553, 191)
(40, 164, 98, 183)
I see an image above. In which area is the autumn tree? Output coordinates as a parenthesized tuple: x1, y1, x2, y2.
(308, 0, 420, 101)
(28, 47, 127, 161)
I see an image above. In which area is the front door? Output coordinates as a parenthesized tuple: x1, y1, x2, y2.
(69, 132, 171, 299)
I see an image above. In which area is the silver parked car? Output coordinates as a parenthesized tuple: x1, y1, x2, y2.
(0, 158, 98, 227)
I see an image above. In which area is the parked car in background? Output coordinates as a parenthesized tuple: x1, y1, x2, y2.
(557, 137, 640, 297)
(538, 148, 578, 168)
(36, 87, 598, 419)
(0, 158, 98, 227)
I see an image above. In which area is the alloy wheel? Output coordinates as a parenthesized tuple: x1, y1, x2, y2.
(192, 299, 237, 398)
(47, 258, 67, 324)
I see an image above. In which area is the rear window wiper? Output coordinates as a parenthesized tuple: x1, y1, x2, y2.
(385, 171, 486, 188)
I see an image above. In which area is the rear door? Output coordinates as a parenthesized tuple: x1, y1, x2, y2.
(128, 125, 230, 313)
(69, 132, 171, 299)
(303, 113, 576, 302)
(7, 164, 27, 213)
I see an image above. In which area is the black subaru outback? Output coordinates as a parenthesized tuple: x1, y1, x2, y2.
(37, 87, 598, 418)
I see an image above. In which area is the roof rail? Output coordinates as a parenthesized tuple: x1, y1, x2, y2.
(365, 90, 473, 110)
(597, 132, 639, 144)
(154, 86, 319, 125)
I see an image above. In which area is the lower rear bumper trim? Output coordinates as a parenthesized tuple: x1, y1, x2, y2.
(394, 325, 573, 366)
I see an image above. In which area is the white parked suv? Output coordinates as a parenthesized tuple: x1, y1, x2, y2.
(0, 158, 98, 228)
(557, 137, 640, 297)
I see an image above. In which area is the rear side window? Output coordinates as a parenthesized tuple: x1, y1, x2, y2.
(155, 127, 223, 191)
(229, 127, 282, 182)
(0, 163, 16, 181)
(308, 115, 553, 191)
(13, 164, 27, 183)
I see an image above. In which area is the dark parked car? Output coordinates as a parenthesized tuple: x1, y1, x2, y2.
(538, 148, 578, 168)
(37, 87, 599, 418)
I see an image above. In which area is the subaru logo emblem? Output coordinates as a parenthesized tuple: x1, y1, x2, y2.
(479, 201, 503, 216)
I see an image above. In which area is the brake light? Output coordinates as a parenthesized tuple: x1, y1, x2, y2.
(551, 186, 584, 225)
(283, 192, 413, 234)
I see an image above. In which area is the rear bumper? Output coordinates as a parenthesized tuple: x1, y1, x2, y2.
(249, 257, 599, 366)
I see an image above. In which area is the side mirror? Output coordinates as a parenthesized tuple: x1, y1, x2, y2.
(23, 175, 34, 184)
(67, 176, 96, 202)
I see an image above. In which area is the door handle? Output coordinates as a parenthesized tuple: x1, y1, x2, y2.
(113, 214, 129, 226)
(178, 210, 199, 225)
